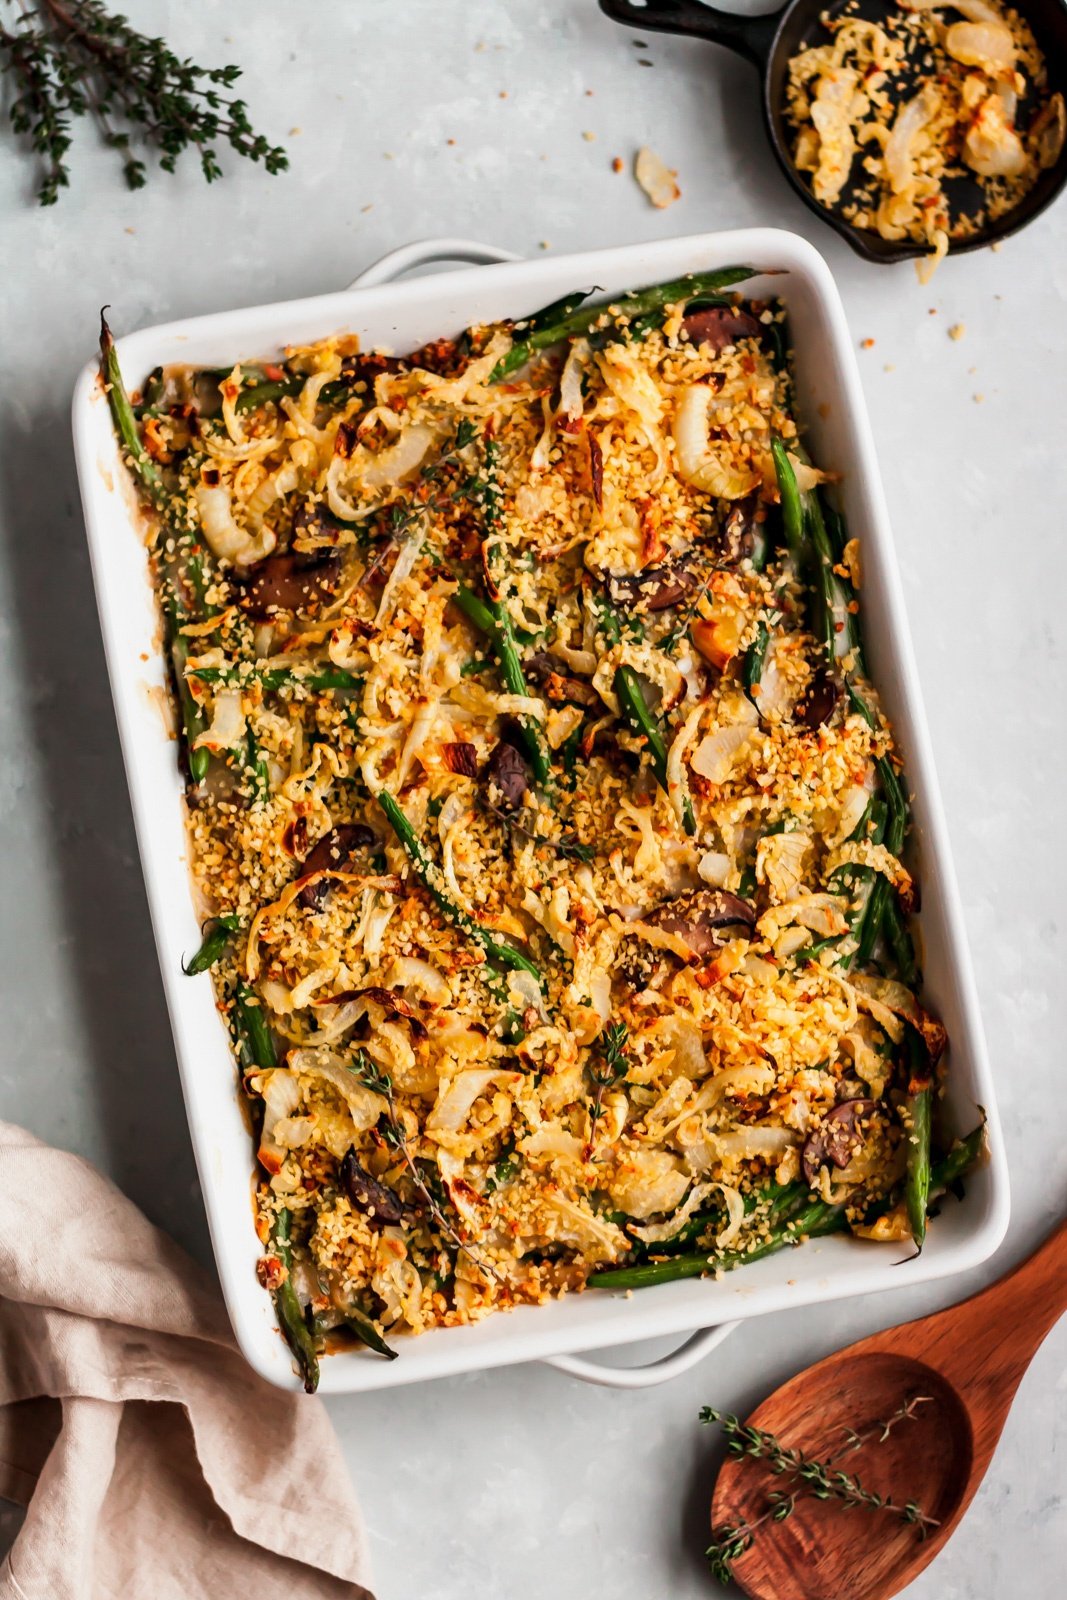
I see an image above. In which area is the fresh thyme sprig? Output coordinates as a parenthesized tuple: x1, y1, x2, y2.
(588, 1021, 631, 1131)
(350, 1050, 500, 1280)
(485, 799, 593, 864)
(359, 417, 477, 578)
(702, 1398, 938, 1586)
(0, 0, 287, 204)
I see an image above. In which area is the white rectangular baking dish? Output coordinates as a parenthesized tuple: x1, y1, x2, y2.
(71, 227, 1009, 1393)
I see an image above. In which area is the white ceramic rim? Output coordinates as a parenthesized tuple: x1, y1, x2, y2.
(70, 228, 1010, 1393)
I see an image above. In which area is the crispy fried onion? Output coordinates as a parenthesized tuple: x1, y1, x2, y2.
(245, 871, 404, 980)
(672, 384, 762, 500)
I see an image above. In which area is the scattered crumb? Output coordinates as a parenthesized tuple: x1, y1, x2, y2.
(860, 337, 875, 349)
(475, 40, 485, 52)
(884, 363, 895, 372)
(539, 240, 550, 251)
(499, 90, 508, 99)
(383, 152, 394, 160)
(582, 130, 596, 142)
(361, 204, 373, 213)
(612, 156, 624, 173)
(948, 322, 965, 341)
(817, 402, 831, 419)
(632, 39, 649, 47)
(585, 88, 595, 96)
(991, 240, 1003, 252)
(928, 307, 937, 315)
(968, 365, 976, 373)
(288, 126, 302, 136)
(446, 138, 456, 147)
(973, 392, 985, 403)
(635, 145, 681, 208)
(125, 226, 135, 235)
(638, 58, 654, 66)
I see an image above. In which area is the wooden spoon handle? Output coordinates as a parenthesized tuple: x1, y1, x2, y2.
(894, 1216, 1067, 1392)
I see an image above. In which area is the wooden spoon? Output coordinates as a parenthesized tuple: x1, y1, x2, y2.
(711, 1217, 1067, 1600)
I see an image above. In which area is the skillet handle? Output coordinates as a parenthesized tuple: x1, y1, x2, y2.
(598, 0, 780, 68)
(346, 238, 519, 290)
(543, 1321, 738, 1389)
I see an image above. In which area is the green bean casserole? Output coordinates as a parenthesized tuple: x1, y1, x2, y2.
(101, 268, 981, 1389)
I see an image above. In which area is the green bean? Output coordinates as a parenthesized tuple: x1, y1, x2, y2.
(521, 288, 594, 333)
(884, 896, 918, 987)
(270, 1208, 320, 1393)
(904, 1030, 933, 1251)
(629, 1178, 807, 1260)
(588, 306, 667, 351)
(850, 799, 889, 968)
(771, 435, 855, 670)
(234, 375, 302, 413)
(102, 316, 213, 781)
(135, 364, 166, 417)
(854, 756, 909, 968)
(590, 1196, 844, 1291)
(770, 436, 805, 558)
(168, 625, 210, 783)
(186, 662, 361, 693)
(471, 439, 553, 785)
(614, 665, 695, 837)
(244, 724, 271, 806)
(233, 982, 277, 1071)
(742, 619, 770, 707)
(376, 788, 543, 986)
(769, 442, 915, 978)
(343, 1304, 398, 1360)
(804, 798, 883, 968)
(452, 585, 499, 638)
(100, 314, 169, 513)
(589, 588, 645, 647)
(182, 914, 240, 976)
(489, 267, 756, 382)
(589, 1124, 984, 1291)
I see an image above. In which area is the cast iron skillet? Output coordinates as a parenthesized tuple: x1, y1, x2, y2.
(599, 0, 1067, 264)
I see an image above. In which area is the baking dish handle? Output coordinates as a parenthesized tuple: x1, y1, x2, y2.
(543, 1321, 738, 1388)
(346, 238, 520, 290)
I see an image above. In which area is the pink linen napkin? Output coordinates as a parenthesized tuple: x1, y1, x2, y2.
(0, 1121, 375, 1600)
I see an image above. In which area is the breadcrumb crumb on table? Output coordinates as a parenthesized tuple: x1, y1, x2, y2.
(634, 146, 681, 209)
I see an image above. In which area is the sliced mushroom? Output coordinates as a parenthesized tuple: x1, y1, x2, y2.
(338, 351, 407, 390)
(297, 823, 378, 910)
(604, 563, 696, 613)
(235, 551, 342, 619)
(443, 741, 479, 778)
(485, 740, 530, 810)
(720, 493, 763, 565)
(682, 305, 764, 352)
(802, 1098, 876, 1186)
(645, 888, 756, 959)
(525, 652, 600, 708)
(795, 666, 843, 731)
(339, 1147, 405, 1228)
(293, 498, 345, 546)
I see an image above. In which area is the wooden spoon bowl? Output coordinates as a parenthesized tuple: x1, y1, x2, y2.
(711, 1219, 1067, 1600)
